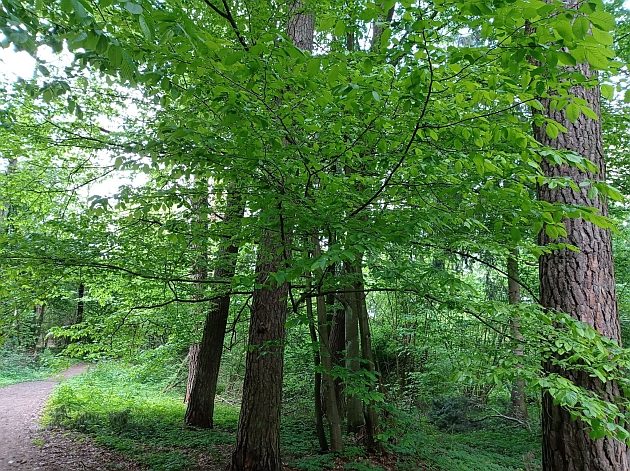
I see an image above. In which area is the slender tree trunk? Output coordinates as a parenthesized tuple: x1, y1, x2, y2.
(535, 50, 629, 470)
(316, 293, 344, 451)
(353, 258, 379, 452)
(185, 189, 244, 428)
(328, 292, 346, 418)
(344, 273, 364, 433)
(507, 252, 528, 421)
(314, 237, 344, 452)
(306, 295, 329, 452)
(34, 304, 45, 351)
(0, 158, 16, 232)
(370, 4, 395, 51)
(76, 283, 85, 324)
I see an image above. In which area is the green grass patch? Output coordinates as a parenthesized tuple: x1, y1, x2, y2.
(387, 410, 541, 471)
(44, 362, 238, 471)
(0, 349, 69, 387)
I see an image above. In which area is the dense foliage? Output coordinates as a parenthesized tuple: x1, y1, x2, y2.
(1, 0, 630, 469)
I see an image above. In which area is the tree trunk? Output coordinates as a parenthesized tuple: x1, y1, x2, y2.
(34, 304, 45, 351)
(328, 293, 346, 418)
(76, 283, 85, 324)
(185, 344, 200, 404)
(0, 158, 16, 232)
(314, 237, 344, 452)
(370, 4, 394, 51)
(185, 188, 244, 428)
(507, 252, 527, 421)
(230, 227, 289, 471)
(316, 293, 344, 451)
(353, 258, 379, 452)
(344, 278, 364, 433)
(230, 4, 313, 468)
(535, 53, 629, 470)
(306, 295, 329, 452)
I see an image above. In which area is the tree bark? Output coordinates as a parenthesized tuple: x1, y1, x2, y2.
(230, 227, 289, 471)
(185, 344, 200, 404)
(306, 295, 329, 452)
(34, 304, 45, 351)
(328, 292, 346, 418)
(314, 237, 344, 452)
(507, 252, 527, 421)
(316, 292, 344, 451)
(185, 188, 244, 428)
(344, 272, 364, 433)
(76, 283, 85, 324)
(535, 57, 629, 470)
(353, 258, 379, 452)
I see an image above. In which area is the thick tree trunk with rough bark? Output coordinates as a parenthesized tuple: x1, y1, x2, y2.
(507, 253, 527, 421)
(230, 228, 289, 471)
(185, 189, 243, 428)
(535, 57, 629, 470)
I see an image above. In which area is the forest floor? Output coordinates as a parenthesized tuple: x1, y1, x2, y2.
(0, 364, 143, 470)
(0, 360, 541, 470)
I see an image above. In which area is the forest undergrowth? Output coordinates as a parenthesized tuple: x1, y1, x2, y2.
(39, 361, 541, 471)
(0, 348, 69, 387)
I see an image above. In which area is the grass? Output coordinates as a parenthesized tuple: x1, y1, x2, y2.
(382, 408, 542, 471)
(43, 362, 541, 471)
(44, 362, 237, 470)
(0, 349, 69, 387)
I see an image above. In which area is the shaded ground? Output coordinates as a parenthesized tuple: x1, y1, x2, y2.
(0, 364, 143, 470)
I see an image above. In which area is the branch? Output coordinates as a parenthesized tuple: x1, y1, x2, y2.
(348, 23, 435, 218)
(202, 0, 249, 51)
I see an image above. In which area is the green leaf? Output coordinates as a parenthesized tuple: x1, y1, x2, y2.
(138, 15, 152, 40)
(372, 90, 381, 102)
(124, 2, 143, 15)
(555, 20, 574, 42)
(592, 29, 613, 46)
(334, 20, 346, 37)
(572, 17, 590, 40)
(546, 122, 559, 139)
(558, 51, 577, 66)
(566, 103, 581, 122)
(581, 105, 599, 121)
(589, 11, 615, 31)
(585, 48, 609, 69)
(601, 84, 613, 100)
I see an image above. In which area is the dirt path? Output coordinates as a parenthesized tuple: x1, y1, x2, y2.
(0, 364, 142, 471)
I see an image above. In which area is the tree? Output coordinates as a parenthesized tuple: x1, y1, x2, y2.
(534, 5, 630, 468)
(185, 186, 244, 428)
(230, 3, 314, 470)
(507, 252, 527, 421)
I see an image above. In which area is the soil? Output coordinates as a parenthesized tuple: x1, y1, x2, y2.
(0, 364, 143, 471)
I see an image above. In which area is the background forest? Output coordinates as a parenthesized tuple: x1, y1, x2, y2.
(1, 0, 630, 470)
